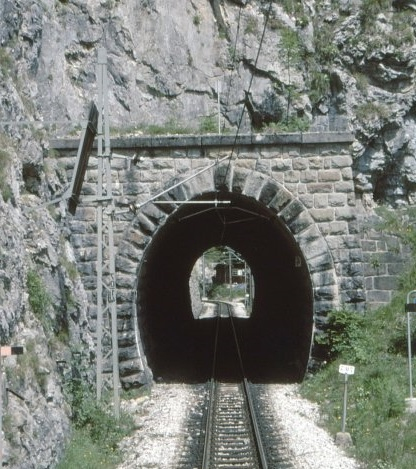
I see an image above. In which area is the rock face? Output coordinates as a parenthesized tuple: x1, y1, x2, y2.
(1, 0, 416, 466)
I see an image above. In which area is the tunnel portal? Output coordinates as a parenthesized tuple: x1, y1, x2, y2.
(137, 191, 314, 383)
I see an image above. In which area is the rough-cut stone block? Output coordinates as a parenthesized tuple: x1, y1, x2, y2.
(141, 203, 167, 224)
(329, 221, 349, 235)
(119, 345, 140, 361)
(119, 358, 144, 375)
(335, 181, 354, 193)
(298, 183, 307, 194)
(279, 199, 304, 224)
(118, 331, 137, 347)
(299, 194, 313, 208)
(268, 188, 292, 212)
(307, 252, 334, 273)
(214, 163, 233, 190)
(366, 290, 391, 303)
(295, 224, 322, 243)
(230, 167, 250, 193)
(335, 207, 356, 221)
(340, 289, 366, 304)
(72, 207, 96, 222)
(271, 159, 292, 171)
(331, 155, 353, 168)
(243, 171, 268, 198)
(308, 157, 324, 169)
(181, 169, 215, 198)
(313, 300, 338, 315)
(342, 261, 364, 278)
(365, 277, 374, 290)
(363, 263, 387, 276)
(77, 262, 95, 276)
(311, 270, 336, 287)
(286, 210, 313, 235)
(259, 147, 281, 159)
(314, 285, 337, 301)
(236, 159, 258, 170)
(303, 236, 332, 259)
(388, 263, 406, 275)
(137, 212, 157, 235)
(374, 276, 399, 290)
(292, 158, 309, 170)
(341, 167, 353, 180)
(255, 160, 270, 174)
(318, 169, 341, 182)
(259, 180, 280, 205)
(339, 235, 361, 249)
(310, 208, 334, 222)
(284, 170, 300, 183)
(328, 193, 347, 207)
(300, 170, 318, 183)
(307, 182, 333, 193)
(314, 194, 328, 208)
(117, 272, 136, 288)
(69, 220, 87, 234)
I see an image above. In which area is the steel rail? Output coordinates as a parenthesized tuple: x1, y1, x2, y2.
(201, 301, 268, 468)
(202, 314, 221, 469)
(229, 309, 268, 469)
(243, 378, 269, 469)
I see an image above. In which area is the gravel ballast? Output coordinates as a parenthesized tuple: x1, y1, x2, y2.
(117, 383, 363, 468)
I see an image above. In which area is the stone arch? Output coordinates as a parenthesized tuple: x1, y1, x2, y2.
(116, 162, 339, 384)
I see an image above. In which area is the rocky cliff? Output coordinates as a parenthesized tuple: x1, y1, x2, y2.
(1, 0, 416, 467)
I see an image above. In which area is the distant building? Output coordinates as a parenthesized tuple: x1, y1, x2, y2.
(214, 262, 246, 284)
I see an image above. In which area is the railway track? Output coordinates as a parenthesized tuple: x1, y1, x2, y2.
(202, 379, 267, 468)
(177, 301, 293, 468)
(199, 301, 285, 468)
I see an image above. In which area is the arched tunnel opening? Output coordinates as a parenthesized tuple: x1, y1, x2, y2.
(136, 191, 314, 383)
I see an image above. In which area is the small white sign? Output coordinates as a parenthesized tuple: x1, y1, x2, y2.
(339, 364, 355, 375)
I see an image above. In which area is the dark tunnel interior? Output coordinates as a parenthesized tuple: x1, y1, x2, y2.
(136, 192, 314, 383)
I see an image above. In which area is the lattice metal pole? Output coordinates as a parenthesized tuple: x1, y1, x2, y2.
(95, 47, 120, 419)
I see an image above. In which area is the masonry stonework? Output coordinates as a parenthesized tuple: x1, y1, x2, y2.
(51, 132, 410, 384)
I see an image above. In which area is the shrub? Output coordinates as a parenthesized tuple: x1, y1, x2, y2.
(301, 205, 416, 467)
(356, 101, 389, 122)
(59, 355, 134, 468)
(26, 270, 52, 332)
(0, 49, 13, 77)
(315, 309, 371, 363)
(0, 134, 12, 201)
(199, 116, 218, 134)
(262, 116, 310, 133)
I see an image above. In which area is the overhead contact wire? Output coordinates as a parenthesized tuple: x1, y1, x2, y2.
(220, 0, 274, 187)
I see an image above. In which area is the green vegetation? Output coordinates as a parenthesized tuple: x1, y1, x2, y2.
(301, 206, 416, 468)
(0, 133, 12, 202)
(0, 48, 13, 77)
(313, 22, 339, 65)
(360, 0, 392, 30)
(57, 355, 135, 468)
(199, 116, 218, 134)
(244, 16, 258, 35)
(209, 283, 246, 301)
(262, 116, 309, 133)
(26, 270, 52, 332)
(10, 339, 48, 392)
(193, 14, 201, 27)
(277, 0, 306, 19)
(356, 102, 390, 123)
(142, 120, 193, 135)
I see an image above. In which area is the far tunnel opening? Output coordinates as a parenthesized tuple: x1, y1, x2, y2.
(136, 191, 313, 383)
